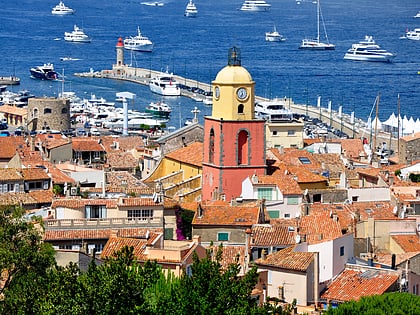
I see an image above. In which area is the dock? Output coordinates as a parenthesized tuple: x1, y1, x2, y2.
(75, 65, 398, 148)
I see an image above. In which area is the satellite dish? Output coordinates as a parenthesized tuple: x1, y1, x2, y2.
(295, 234, 301, 244)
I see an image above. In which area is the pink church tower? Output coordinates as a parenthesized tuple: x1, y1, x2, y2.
(202, 47, 266, 201)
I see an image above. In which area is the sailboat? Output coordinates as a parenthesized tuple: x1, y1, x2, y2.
(265, 24, 286, 42)
(299, 0, 335, 50)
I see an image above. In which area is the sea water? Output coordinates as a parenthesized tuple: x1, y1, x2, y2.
(1, 0, 419, 126)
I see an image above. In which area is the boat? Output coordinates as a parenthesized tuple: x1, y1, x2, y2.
(60, 57, 81, 61)
(29, 63, 59, 80)
(145, 102, 172, 117)
(149, 72, 181, 96)
(265, 24, 286, 42)
(405, 28, 420, 41)
(254, 98, 294, 121)
(240, 0, 271, 12)
(51, 1, 74, 15)
(141, 1, 164, 6)
(343, 35, 396, 62)
(414, 11, 420, 18)
(123, 27, 154, 52)
(0, 76, 20, 85)
(184, 0, 198, 17)
(64, 25, 91, 43)
(299, 0, 335, 50)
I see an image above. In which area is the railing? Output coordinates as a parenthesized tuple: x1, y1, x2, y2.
(45, 217, 163, 229)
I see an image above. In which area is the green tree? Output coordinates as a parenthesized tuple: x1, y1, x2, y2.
(0, 205, 56, 314)
(325, 292, 420, 315)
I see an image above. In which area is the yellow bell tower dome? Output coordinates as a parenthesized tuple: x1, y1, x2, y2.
(211, 47, 255, 120)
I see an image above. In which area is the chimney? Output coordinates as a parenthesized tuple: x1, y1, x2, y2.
(391, 253, 396, 270)
(197, 204, 203, 218)
(192, 235, 201, 244)
(261, 249, 267, 261)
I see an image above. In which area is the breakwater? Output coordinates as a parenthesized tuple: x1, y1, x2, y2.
(75, 65, 398, 150)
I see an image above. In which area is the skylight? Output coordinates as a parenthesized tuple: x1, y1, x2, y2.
(298, 157, 311, 164)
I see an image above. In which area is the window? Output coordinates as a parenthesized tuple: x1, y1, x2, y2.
(287, 197, 298, 205)
(164, 228, 174, 240)
(186, 264, 193, 277)
(217, 232, 229, 241)
(340, 246, 345, 256)
(237, 130, 249, 165)
(209, 128, 215, 163)
(313, 194, 322, 203)
(128, 209, 153, 220)
(237, 104, 244, 114)
(33, 108, 39, 118)
(85, 205, 107, 219)
(61, 108, 68, 114)
(268, 210, 279, 218)
(258, 188, 273, 200)
(287, 130, 295, 136)
(298, 157, 311, 164)
(272, 131, 277, 136)
(284, 213, 290, 218)
(44, 108, 52, 114)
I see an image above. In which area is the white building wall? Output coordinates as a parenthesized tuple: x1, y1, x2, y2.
(348, 187, 390, 202)
(241, 177, 254, 199)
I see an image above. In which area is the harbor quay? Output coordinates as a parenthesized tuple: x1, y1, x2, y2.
(75, 65, 398, 150)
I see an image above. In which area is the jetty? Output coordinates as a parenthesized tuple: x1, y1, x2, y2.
(75, 65, 398, 148)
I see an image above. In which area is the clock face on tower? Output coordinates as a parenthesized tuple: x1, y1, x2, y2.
(236, 87, 248, 100)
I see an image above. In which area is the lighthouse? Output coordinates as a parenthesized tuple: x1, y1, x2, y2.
(116, 37, 124, 66)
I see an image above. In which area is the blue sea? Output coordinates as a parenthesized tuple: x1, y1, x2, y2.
(1, 0, 419, 127)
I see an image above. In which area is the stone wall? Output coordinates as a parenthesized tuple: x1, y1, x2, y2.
(27, 97, 70, 131)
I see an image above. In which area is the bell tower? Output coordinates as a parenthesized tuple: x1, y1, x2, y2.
(202, 47, 266, 201)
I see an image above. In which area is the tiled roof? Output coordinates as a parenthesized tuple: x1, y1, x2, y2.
(48, 166, 75, 184)
(401, 132, 420, 142)
(107, 152, 138, 168)
(52, 198, 117, 209)
(36, 133, 71, 149)
(0, 168, 22, 181)
(345, 201, 396, 221)
(0, 105, 27, 116)
(311, 153, 346, 178)
(320, 268, 399, 302)
(100, 135, 145, 152)
(0, 191, 52, 206)
(44, 227, 163, 241)
(0, 136, 25, 159)
(255, 246, 314, 271)
(391, 234, 420, 252)
(118, 197, 161, 207)
(101, 236, 149, 260)
(374, 252, 420, 266)
(72, 138, 105, 152)
(21, 167, 51, 180)
(27, 190, 54, 204)
(251, 224, 296, 247)
(106, 171, 146, 188)
(207, 244, 245, 270)
(339, 139, 366, 159)
(165, 142, 203, 167)
(252, 173, 302, 195)
(192, 201, 262, 226)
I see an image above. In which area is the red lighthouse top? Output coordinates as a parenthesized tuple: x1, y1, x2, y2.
(116, 37, 124, 47)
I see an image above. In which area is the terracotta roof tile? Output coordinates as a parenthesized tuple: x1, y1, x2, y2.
(0, 136, 26, 159)
(0, 168, 22, 181)
(320, 268, 399, 302)
(100, 135, 145, 152)
(391, 234, 420, 252)
(255, 246, 314, 271)
(72, 138, 105, 152)
(21, 167, 51, 180)
(251, 224, 296, 247)
(253, 174, 302, 195)
(101, 236, 149, 260)
(207, 244, 245, 270)
(165, 142, 203, 167)
(52, 198, 117, 209)
(107, 152, 138, 168)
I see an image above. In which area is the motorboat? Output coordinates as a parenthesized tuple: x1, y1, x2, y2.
(240, 0, 271, 12)
(141, 1, 164, 6)
(299, 0, 335, 50)
(265, 24, 286, 42)
(254, 99, 294, 121)
(0, 76, 20, 85)
(123, 27, 154, 52)
(30, 63, 59, 80)
(406, 28, 420, 41)
(64, 25, 92, 43)
(145, 102, 172, 117)
(344, 36, 396, 62)
(149, 72, 181, 96)
(414, 11, 420, 18)
(51, 1, 74, 15)
(184, 0, 198, 17)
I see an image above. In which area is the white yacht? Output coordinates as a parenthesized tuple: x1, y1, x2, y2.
(64, 25, 91, 43)
(265, 24, 286, 42)
(254, 99, 294, 121)
(240, 0, 271, 12)
(344, 36, 396, 62)
(149, 72, 181, 96)
(123, 27, 154, 52)
(184, 0, 198, 17)
(414, 11, 420, 18)
(406, 28, 420, 41)
(51, 1, 74, 15)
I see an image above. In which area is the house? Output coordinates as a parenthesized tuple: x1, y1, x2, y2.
(35, 133, 73, 163)
(320, 264, 400, 307)
(56, 163, 105, 188)
(0, 136, 26, 167)
(101, 234, 207, 277)
(72, 138, 106, 165)
(241, 172, 303, 219)
(398, 132, 420, 165)
(255, 246, 317, 306)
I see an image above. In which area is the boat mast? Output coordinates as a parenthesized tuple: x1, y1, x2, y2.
(397, 93, 400, 152)
(373, 93, 380, 158)
(317, 0, 320, 43)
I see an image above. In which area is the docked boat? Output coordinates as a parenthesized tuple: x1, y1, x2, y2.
(406, 28, 420, 41)
(145, 102, 172, 117)
(344, 36, 396, 62)
(149, 72, 181, 96)
(185, 0, 198, 17)
(299, 0, 335, 50)
(64, 25, 91, 43)
(240, 0, 271, 12)
(0, 76, 20, 85)
(123, 27, 154, 52)
(51, 1, 74, 15)
(265, 24, 286, 42)
(29, 63, 59, 80)
(254, 99, 294, 121)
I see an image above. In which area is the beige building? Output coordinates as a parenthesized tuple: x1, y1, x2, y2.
(27, 97, 70, 132)
(265, 119, 305, 149)
(398, 132, 420, 165)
